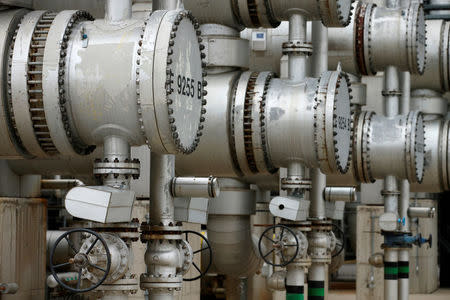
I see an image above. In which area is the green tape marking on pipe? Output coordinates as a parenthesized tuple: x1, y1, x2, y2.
(308, 288, 325, 297)
(286, 293, 304, 300)
(384, 267, 398, 275)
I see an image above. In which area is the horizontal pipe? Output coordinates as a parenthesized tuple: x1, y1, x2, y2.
(41, 179, 84, 190)
(408, 206, 436, 218)
(171, 176, 220, 198)
(324, 187, 356, 202)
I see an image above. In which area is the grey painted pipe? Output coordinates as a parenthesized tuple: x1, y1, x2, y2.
(207, 215, 261, 278)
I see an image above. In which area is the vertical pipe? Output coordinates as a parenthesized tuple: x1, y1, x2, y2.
(149, 153, 175, 226)
(399, 72, 411, 300)
(308, 21, 327, 300)
(384, 176, 399, 214)
(384, 66, 400, 118)
(286, 266, 305, 300)
(310, 169, 326, 220)
(308, 264, 326, 300)
(383, 63, 401, 300)
(384, 248, 399, 300)
(311, 21, 328, 78)
(310, 21, 328, 221)
(153, 0, 179, 10)
(105, 0, 132, 22)
(148, 292, 175, 300)
(288, 14, 307, 81)
(398, 249, 410, 300)
(103, 136, 130, 162)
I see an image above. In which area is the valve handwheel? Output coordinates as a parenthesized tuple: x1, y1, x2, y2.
(182, 230, 212, 281)
(49, 228, 111, 293)
(258, 225, 300, 267)
(332, 223, 345, 258)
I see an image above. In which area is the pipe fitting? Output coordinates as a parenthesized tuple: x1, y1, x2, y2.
(266, 271, 286, 291)
(329, 1, 426, 75)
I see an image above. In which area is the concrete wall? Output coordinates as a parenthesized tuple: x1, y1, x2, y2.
(356, 205, 384, 300)
(0, 198, 47, 300)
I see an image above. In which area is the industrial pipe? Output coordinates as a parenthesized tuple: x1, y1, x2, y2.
(411, 20, 448, 91)
(324, 187, 356, 202)
(207, 179, 261, 278)
(104, 0, 131, 23)
(398, 69, 411, 300)
(0, 283, 19, 294)
(171, 176, 220, 198)
(208, 215, 262, 278)
(184, 0, 353, 30)
(41, 179, 84, 190)
(408, 207, 436, 218)
(150, 153, 175, 227)
(328, 1, 426, 75)
(0, 8, 206, 158)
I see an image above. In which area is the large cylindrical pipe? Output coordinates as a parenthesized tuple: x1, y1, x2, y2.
(183, 0, 352, 29)
(411, 20, 448, 92)
(328, 2, 426, 76)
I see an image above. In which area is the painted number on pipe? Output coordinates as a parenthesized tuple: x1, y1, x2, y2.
(167, 69, 202, 100)
(337, 116, 352, 131)
(177, 74, 202, 99)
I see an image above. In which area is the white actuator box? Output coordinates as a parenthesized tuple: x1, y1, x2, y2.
(65, 186, 135, 223)
(252, 31, 267, 51)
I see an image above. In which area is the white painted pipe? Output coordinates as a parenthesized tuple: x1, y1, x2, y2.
(398, 249, 409, 300)
(288, 13, 307, 81)
(384, 248, 399, 300)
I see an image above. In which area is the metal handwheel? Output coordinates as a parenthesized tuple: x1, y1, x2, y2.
(258, 224, 300, 267)
(182, 230, 212, 281)
(332, 223, 345, 258)
(49, 228, 111, 293)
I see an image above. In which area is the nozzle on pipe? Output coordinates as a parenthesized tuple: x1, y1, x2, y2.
(408, 206, 435, 218)
(324, 187, 357, 202)
(171, 176, 220, 198)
